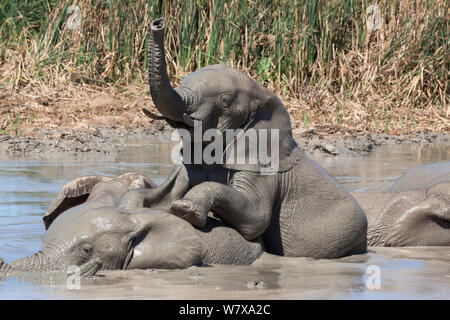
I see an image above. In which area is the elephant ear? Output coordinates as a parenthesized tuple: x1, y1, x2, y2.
(385, 183, 450, 247)
(384, 197, 445, 247)
(129, 209, 207, 269)
(222, 85, 300, 174)
(43, 176, 113, 229)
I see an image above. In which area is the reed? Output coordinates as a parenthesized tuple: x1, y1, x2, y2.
(0, 0, 448, 133)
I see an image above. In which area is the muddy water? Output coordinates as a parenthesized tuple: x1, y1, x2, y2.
(0, 137, 449, 299)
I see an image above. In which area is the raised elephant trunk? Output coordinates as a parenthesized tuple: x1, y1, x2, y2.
(148, 18, 187, 123)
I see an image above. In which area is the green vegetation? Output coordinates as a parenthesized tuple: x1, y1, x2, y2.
(0, 0, 448, 133)
(6, 112, 21, 135)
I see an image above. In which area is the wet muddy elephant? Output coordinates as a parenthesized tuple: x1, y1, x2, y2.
(351, 161, 450, 247)
(0, 174, 263, 278)
(118, 18, 367, 259)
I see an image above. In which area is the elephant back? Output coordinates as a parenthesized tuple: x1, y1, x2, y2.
(390, 161, 450, 192)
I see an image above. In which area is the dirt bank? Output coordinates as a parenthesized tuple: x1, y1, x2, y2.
(0, 91, 449, 160)
(1, 124, 448, 161)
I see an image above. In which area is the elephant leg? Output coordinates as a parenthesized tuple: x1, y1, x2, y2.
(170, 172, 277, 240)
(118, 165, 189, 210)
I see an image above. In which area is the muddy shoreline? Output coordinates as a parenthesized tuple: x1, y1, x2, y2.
(0, 124, 449, 160)
(1, 91, 448, 160)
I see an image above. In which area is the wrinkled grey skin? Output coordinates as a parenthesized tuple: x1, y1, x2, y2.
(351, 162, 450, 247)
(119, 18, 367, 259)
(0, 173, 263, 278)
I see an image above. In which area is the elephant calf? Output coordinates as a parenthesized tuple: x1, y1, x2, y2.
(0, 174, 263, 277)
(351, 161, 450, 247)
(118, 18, 367, 259)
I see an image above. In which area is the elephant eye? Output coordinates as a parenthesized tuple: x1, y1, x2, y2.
(80, 244, 93, 257)
(221, 93, 232, 107)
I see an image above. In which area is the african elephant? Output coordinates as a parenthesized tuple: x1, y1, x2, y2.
(0, 173, 263, 278)
(118, 18, 367, 259)
(351, 161, 450, 247)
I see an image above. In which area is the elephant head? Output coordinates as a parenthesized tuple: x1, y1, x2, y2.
(0, 173, 204, 278)
(353, 181, 450, 247)
(145, 18, 300, 172)
(382, 182, 450, 247)
(1, 206, 206, 276)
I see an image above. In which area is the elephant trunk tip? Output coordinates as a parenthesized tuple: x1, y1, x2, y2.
(77, 258, 103, 277)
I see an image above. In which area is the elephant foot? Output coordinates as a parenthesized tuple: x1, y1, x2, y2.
(170, 199, 207, 228)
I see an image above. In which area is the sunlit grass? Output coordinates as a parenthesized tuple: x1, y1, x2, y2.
(0, 0, 448, 133)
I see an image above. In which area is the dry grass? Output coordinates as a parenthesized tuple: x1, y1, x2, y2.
(0, 0, 448, 135)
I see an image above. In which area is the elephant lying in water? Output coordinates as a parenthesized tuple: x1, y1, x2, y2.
(351, 161, 450, 247)
(1, 163, 448, 278)
(0, 174, 263, 277)
(118, 18, 367, 259)
(0, 17, 368, 278)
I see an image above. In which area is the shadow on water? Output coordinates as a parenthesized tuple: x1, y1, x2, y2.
(0, 138, 449, 299)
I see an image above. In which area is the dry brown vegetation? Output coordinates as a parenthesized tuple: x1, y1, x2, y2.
(0, 0, 448, 135)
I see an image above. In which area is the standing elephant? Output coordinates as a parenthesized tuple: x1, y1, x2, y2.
(351, 161, 450, 247)
(0, 174, 263, 278)
(118, 18, 367, 259)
